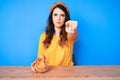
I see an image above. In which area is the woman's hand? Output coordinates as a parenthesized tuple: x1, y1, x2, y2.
(65, 20, 78, 33)
(65, 20, 78, 40)
(31, 56, 47, 73)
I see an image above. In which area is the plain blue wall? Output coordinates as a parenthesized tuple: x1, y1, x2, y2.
(0, 0, 120, 66)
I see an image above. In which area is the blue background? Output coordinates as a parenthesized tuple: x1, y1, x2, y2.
(0, 0, 120, 66)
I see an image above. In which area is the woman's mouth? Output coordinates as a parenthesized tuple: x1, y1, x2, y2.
(56, 22, 61, 24)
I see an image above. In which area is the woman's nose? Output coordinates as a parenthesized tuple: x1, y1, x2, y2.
(57, 16, 61, 20)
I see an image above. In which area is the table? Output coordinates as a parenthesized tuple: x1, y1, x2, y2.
(0, 66, 120, 80)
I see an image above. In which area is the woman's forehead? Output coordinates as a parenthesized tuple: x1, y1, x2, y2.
(53, 7, 65, 14)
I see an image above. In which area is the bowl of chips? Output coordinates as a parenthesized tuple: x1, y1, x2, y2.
(31, 56, 49, 73)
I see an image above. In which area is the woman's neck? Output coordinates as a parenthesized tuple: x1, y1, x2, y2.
(54, 26, 61, 36)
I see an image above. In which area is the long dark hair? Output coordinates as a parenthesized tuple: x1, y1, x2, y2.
(43, 4, 70, 48)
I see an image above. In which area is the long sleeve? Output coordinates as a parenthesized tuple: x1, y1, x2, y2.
(37, 32, 46, 56)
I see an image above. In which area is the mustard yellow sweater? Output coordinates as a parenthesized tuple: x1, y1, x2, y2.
(38, 32, 75, 66)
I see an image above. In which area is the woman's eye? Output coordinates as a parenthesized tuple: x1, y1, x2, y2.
(54, 14, 57, 16)
(61, 14, 65, 17)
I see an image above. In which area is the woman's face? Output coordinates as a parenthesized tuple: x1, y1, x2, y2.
(52, 7, 66, 28)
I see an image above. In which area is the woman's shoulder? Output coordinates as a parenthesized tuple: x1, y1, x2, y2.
(40, 32, 46, 39)
(41, 32, 46, 36)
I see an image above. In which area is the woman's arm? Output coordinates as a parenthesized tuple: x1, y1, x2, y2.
(68, 29, 78, 40)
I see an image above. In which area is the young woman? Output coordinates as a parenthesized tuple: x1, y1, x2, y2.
(37, 1, 78, 66)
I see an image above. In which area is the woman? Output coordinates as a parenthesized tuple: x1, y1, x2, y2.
(37, 1, 78, 66)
